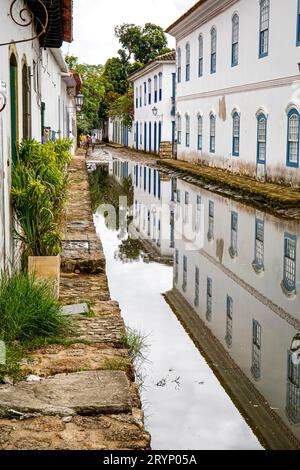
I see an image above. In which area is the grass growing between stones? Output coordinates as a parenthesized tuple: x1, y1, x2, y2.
(121, 326, 149, 363)
(0, 272, 69, 381)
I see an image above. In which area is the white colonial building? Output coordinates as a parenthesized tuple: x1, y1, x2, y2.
(167, 0, 300, 181)
(0, 0, 78, 271)
(129, 51, 177, 158)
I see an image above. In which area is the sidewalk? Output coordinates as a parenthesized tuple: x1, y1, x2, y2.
(0, 150, 150, 450)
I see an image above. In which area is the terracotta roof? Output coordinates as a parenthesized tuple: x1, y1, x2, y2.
(166, 0, 208, 34)
(128, 50, 176, 80)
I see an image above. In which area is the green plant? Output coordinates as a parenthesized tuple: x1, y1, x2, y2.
(11, 139, 72, 256)
(121, 326, 148, 363)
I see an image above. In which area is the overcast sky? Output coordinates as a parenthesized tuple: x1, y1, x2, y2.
(62, 0, 195, 65)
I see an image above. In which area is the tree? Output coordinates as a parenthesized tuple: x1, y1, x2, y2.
(108, 90, 134, 129)
(115, 23, 170, 64)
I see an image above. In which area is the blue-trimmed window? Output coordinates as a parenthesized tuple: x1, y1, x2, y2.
(231, 14, 239, 67)
(144, 166, 147, 191)
(196, 195, 202, 231)
(148, 168, 151, 194)
(251, 320, 262, 380)
(257, 113, 267, 164)
(177, 114, 182, 144)
(139, 85, 142, 107)
(232, 112, 240, 156)
(176, 189, 181, 203)
(253, 218, 264, 272)
(210, 27, 217, 74)
(185, 43, 190, 81)
(175, 249, 179, 284)
(208, 200, 214, 241)
(198, 35, 203, 77)
(140, 122, 142, 146)
(158, 72, 162, 101)
(154, 169, 157, 197)
(226, 296, 233, 348)
(158, 172, 161, 200)
(210, 114, 216, 153)
(195, 267, 200, 307)
(297, 0, 300, 46)
(206, 277, 212, 321)
(135, 87, 138, 108)
(144, 122, 147, 151)
(287, 109, 300, 167)
(185, 114, 190, 147)
(182, 255, 187, 292)
(149, 121, 152, 153)
(259, 0, 270, 58)
(184, 191, 189, 224)
(229, 211, 238, 258)
(144, 82, 147, 105)
(197, 114, 203, 150)
(148, 79, 152, 105)
(177, 48, 182, 83)
(154, 75, 158, 103)
(283, 234, 297, 295)
(287, 348, 300, 424)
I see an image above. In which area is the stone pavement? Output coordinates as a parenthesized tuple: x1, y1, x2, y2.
(0, 150, 150, 450)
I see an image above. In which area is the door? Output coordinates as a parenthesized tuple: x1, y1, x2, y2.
(149, 122, 152, 153)
(0, 113, 5, 271)
(10, 55, 18, 165)
(154, 122, 157, 154)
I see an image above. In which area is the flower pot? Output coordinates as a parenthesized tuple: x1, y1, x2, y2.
(28, 255, 60, 297)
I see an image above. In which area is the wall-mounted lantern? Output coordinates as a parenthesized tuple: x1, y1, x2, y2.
(152, 106, 158, 117)
(74, 94, 84, 113)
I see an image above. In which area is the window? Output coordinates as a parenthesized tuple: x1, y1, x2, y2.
(144, 82, 147, 105)
(22, 63, 31, 139)
(148, 168, 151, 194)
(232, 14, 239, 67)
(251, 320, 262, 380)
(175, 250, 179, 284)
(177, 189, 181, 203)
(287, 109, 300, 167)
(185, 43, 190, 81)
(208, 200, 214, 241)
(144, 166, 147, 191)
(211, 27, 217, 74)
(297, 0, 300, 46)
(287, 349, 300, 424)
(148, 79, 152, 105)
(229, 211, 238, 258)
(196, 195, 202, 231)
(259, 0, 270, 58)
(282, 234, 297, 295)
(185, 114, 190, 147)
(177, 115, 182, 144)
(198, 35, 203, 77)
(195, 267, 200, 307)
(154, 169, 157, 197)
(226, 296, 233, 348)
(210, 114, 216, 153)
(253, 218, 264, 272)
(135, 87, 138, 108)
(232, 112, 240, 156)
(197, 114, 203, 150)
(182, 255, 187, 292)
(139, 85, 142, 107)
(177, 48, 182, 83)
(206, 278, 212, 321)
(159, 72, 162, 101)
(184, 191, 189, 224)
(154, 75, 158, 103)
(257, 113, 267, 164)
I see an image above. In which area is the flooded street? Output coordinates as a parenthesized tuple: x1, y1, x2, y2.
(91, 148, 300, 450)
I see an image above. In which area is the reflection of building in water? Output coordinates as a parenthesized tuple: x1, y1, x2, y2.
(168, 178, 300, 447)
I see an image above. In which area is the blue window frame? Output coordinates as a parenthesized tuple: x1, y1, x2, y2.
(175, 249, 179, 284)
(226, 296, 233, 348)
(171, 73, 176, 116)
(148, 168, 151, 194)
(140, 122, 142, 146)
(287, 349, 300, 424)
(182, 255, 187, 292)
(287, 109, 300, 167)
(251, 320, 262, 380)
(297, 0, 300, 46)
(197, 114, 203, 150)
(208, 200, 214, 241)
(257, 113, 267, 164)
(148, 79, 152, 105)
(158, 172, 161, 200)
(139, 85, 142, 107)
(282, 234, 297, 294)
(185, 43, 190, 81)
(154, 75, 158, 103)
(232, 112, 240, 156)
(206, 277, 212, 321)
(210, 114, 216, 153)
(135, 165, 138, 187)
(185, 114, 190, 147)
(229, 211, 238, 258)
(144, 122, 147, 151)
(154, 122, 157, 154)
(159, 72, 162, 101)
(177, 114, 182, 144)
(135, 122, 139, 150)
(198, 35, 203, 77)
(176, 189, 181, 203)
(231, 14, 239, 67)
(158, 121, 162, 152)
(259, 0, 270, 58)
(194, 267, 200, 307)
(144, 82, 147, 105)
(154, 169, 157, 197)
(210, 27, 217, 74)
(144, 167, 147, 191)
(149, 122, 152, 153)
(135, 87, 138, 108)
(177, 48, 181, 83)
(253, 218, 264, 272)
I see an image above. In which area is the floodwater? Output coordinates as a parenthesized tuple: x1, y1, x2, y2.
(92, 149, 300, 450)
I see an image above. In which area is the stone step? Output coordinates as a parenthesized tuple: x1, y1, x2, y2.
(61, 240, 105, 274)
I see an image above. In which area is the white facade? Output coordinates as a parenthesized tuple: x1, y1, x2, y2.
(130, 52, 176, 156)
(108, 117, 132, 148)
(167, 0, 300, 182)
(0, 0, 76, 271)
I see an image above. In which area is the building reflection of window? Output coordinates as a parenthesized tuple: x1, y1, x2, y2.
(286, 335, 300, 425)
(251, 320, 262, 380)
(206, 277, 212, 321)
(252, 218, 264, 273)
(184, 191, 189, 224)
(207, 201, 214, 241)
(225, 296, 233, 348)
(147, 210, 151, 237)
(175, 250, 179, 284)
(182, 255, 188, 292)
(196, 195, 202, 231)
(194, 267, 200, 307)
(282, 234, 297, 297)
(152, 213, 156, 242)
(170, 211, 175, 248)
(157, 220, 161, 247)
(229, 211, 238, 258)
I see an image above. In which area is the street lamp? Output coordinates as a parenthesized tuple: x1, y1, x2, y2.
(74, 94, 84, 112)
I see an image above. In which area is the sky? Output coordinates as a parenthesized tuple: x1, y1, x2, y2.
(62, 0, 196, 65)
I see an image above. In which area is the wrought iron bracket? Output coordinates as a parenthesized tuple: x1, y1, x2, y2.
(0, 0, 49, 47)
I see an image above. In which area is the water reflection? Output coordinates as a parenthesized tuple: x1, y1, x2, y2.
(93, 153, 300, 449)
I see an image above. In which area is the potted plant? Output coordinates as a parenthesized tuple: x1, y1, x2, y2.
(11, 139, 72, 296)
